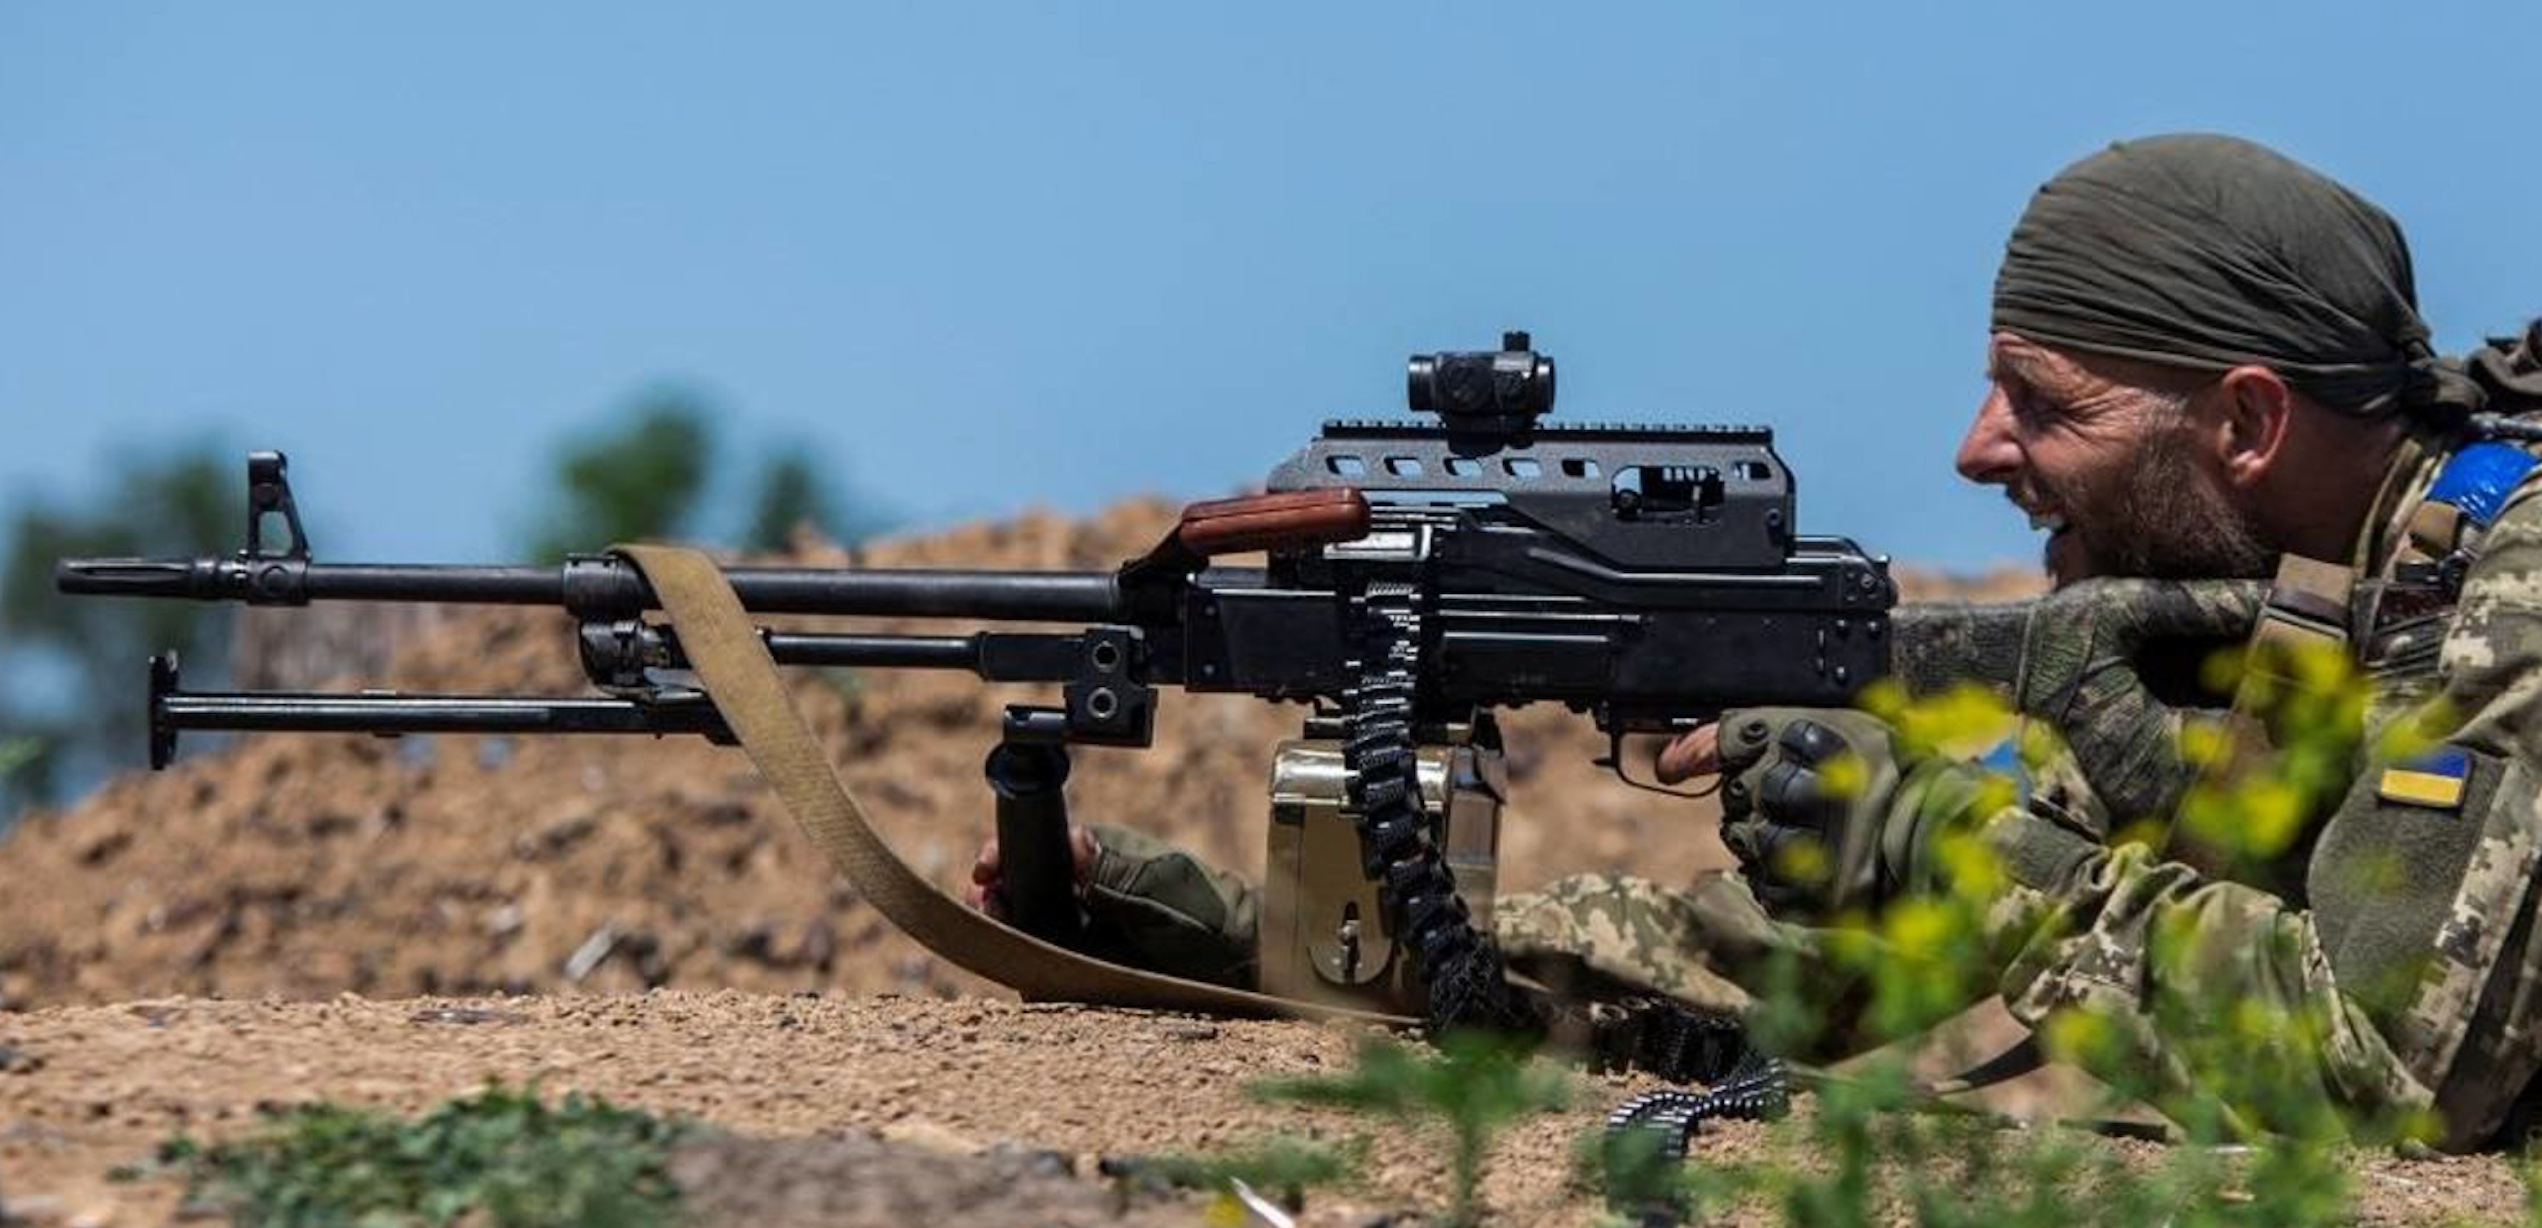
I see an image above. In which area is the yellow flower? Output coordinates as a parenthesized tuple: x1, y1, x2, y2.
(2016, 718, 2067, 771)
(1817, 752, 1868, 800)
(1773, 840, 1831, 888)
(1857, 677, 1911, 721)
(1934, 828, 2006, 899)
(2177, 719, 2233, 772)
(1897, 684, 2018, 757)
(2200, 644, 2250, 695)
(2288, 640, 2357, 692)
(1882, 897, 1967, 961)
(2041, 1008, 2118, 1066)
(2373, 701, 2454, 764)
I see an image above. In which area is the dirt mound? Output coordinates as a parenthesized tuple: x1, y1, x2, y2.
(0, 500, 2038, 1011)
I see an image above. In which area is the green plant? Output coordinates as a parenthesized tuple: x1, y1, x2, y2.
(526, 391, 716, 562)
(744, 447, 849, 552)
(0, 735, 40, 782)
(134, 1082, 689, 1228)
(1253, 1031, 1568, 1226)
(1117, 1133, 1364, 1218)
(0, 441, 234, 807)
(1591, 645, 2414, 1226)
(2522, 1143, 2542, 1225)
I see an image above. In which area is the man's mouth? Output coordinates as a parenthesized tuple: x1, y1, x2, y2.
(2015, 499, 2084, 583)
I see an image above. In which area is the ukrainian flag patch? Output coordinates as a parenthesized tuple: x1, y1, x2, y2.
(2378, 748, 2471, 810)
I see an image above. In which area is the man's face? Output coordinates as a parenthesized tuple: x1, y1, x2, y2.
(1956, 333, 2274, 586)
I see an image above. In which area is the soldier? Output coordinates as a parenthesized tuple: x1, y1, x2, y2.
(969, 134, 2542, 1149)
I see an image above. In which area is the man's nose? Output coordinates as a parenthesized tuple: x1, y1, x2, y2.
(1955, 387, 2021, 484)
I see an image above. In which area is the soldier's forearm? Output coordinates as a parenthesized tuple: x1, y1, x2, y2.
(1986, 831, 2434, 1140)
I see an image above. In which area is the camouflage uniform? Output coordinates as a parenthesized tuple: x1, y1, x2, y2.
(1958, 428, 2542, 1147)
(1076, 425, 2542, 1149)
(1074, 823, 1764, 1013)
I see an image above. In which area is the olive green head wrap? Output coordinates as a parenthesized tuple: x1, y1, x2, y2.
(1991, 133, 2474, 418)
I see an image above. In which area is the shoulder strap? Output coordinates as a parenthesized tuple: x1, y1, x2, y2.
(2135, 553, 2353, 888)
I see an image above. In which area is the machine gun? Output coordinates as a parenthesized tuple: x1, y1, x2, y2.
(57, 331, 1896, 1025)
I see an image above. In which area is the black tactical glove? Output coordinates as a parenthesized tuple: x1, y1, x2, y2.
(1713, 708, 1905, 918)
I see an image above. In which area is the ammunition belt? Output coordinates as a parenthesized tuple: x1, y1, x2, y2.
(1338, 580, 1539, 1034)
(1588, 995, 1756, 1085)
(1604, 1050, 1792, 1157)
(1340, 579, 1772, 1075)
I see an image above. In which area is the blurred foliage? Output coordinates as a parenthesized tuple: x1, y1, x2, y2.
(526, 393, 886, 560)
(1605, 642, 2427, 1226)
(0, 388, 889, 823)
(0, 736, 40, 782)
(0, 442, 233, 818)
(1110, 1133, 1365, 1221)
(129, 1082, 688, 1228)
(743, 446, 840, 552)
(525, 389, 715, 562)
(1253, 1032, 1568, 1226)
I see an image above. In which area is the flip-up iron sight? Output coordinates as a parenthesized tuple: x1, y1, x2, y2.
(1405, 329, 1555, 433)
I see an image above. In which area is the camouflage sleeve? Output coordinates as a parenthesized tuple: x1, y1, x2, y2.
(1982, 832, 2434, 1138)
(1077, 823, 1261, 990)
(2356, 478, 2542, 1147)
(1491, 872, 1786, 1014)
(1979, 485, 2542, 1147)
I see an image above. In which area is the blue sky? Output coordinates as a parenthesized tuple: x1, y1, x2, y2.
(3, 2, 2534, 573)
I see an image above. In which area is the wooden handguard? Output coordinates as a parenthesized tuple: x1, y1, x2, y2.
(1174, 488, 1371, 557)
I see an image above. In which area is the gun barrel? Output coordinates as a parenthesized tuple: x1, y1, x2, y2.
(156, 691, 734, 738)
(717, 567, 1121, 620)
(766, 633, 981, 669)
(58, 555, 1125, 622)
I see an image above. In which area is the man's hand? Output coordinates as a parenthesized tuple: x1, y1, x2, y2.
(966, 823, 1262, 988)
(1654, 724, 1722, 785)
(2011, 577, 2264, 823)
(1658, 709, 1905, 917)
(964, 826, 1100, 921)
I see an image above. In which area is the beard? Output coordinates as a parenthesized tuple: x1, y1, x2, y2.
(2038, 418, 2277, 584)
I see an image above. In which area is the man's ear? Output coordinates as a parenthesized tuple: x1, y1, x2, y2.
(2211, 365, 2294, 489)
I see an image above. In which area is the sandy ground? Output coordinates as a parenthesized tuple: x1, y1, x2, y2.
(0, 991, 1718, 1227)
(0, 992, 2527, 1227)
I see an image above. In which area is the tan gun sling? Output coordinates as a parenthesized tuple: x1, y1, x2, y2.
(616, 543, 1408, 1026)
